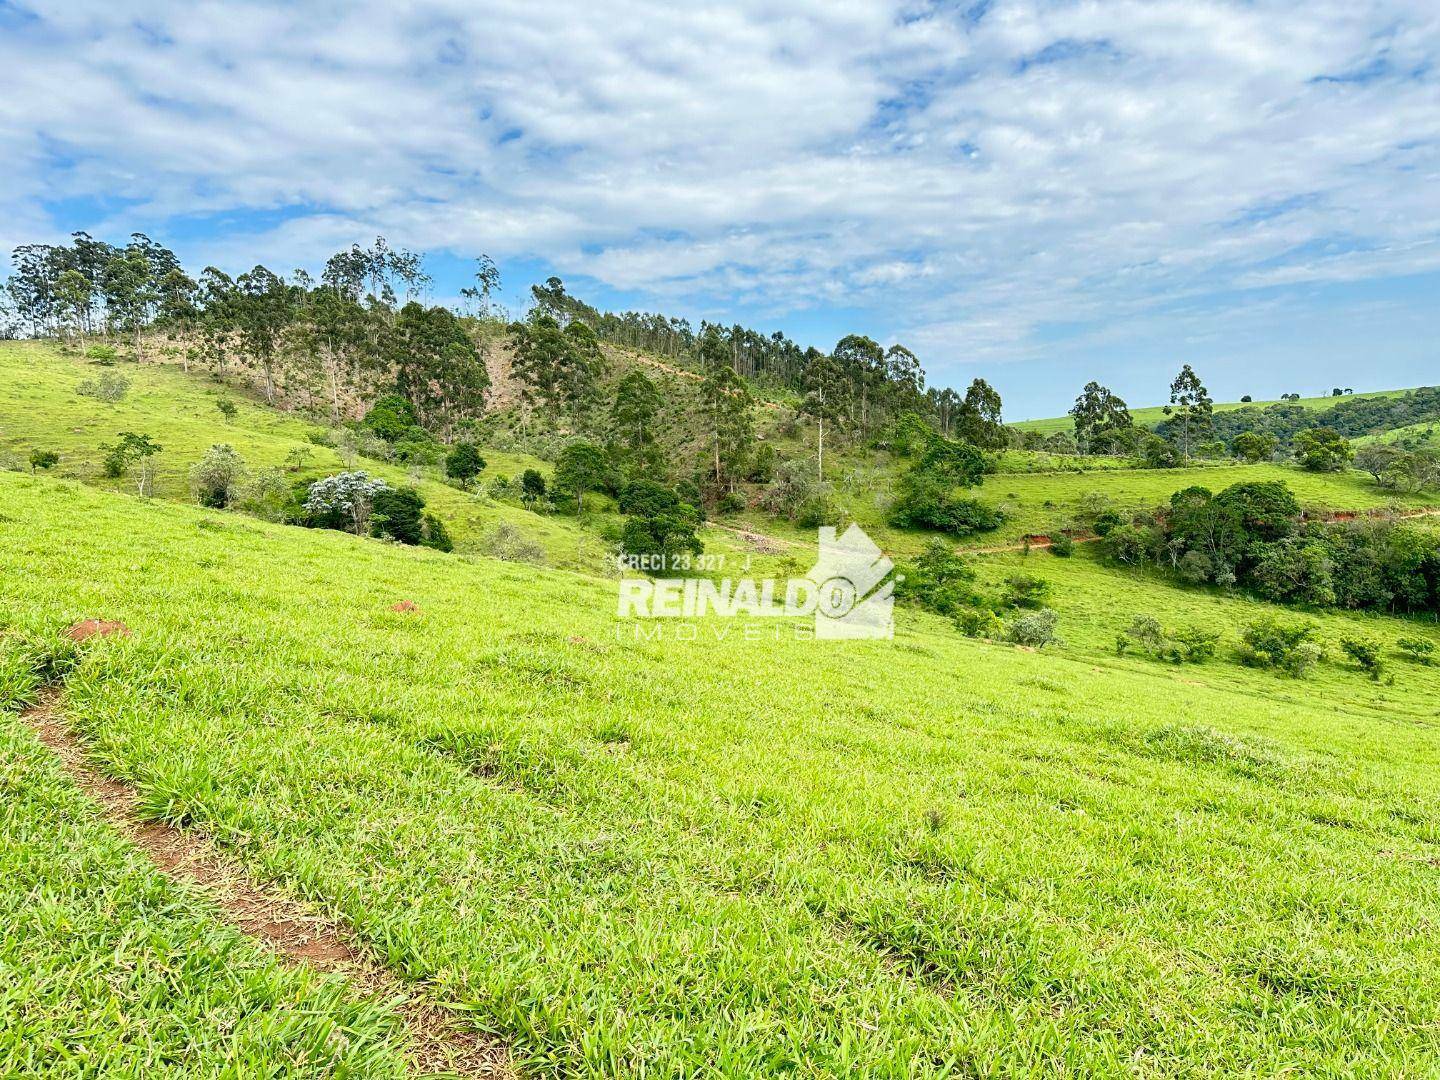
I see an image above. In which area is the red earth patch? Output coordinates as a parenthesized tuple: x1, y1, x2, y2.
(390, 600, 421, 613)
(66, 619, 131, 642)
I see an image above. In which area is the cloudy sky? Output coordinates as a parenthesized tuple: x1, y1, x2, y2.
(2, 0, 1437, 417)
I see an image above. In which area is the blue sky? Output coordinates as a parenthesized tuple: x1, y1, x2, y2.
(2, 0, 1437, 419)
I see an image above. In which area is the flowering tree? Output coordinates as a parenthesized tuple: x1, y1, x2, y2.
(304, 471, 388, 535)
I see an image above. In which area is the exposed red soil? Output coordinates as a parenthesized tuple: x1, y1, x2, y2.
(65, 619, 131, 642)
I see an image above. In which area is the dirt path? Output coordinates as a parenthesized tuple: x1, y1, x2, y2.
(707, 521, 804, 553)
(21, 688, 512, 1079)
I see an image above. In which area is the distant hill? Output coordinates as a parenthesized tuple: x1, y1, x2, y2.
(1011, 388, 1414, 437)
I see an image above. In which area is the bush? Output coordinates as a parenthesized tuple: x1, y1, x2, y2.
(1006, 608, 1060, 649)
(1397, 636, 1435, 665)
(84, 344, 119, 363)
(1002, 573, 1051, 609)
(1293, 427, 1354, 472)
(1340, 636, 1385, 680)
(897, 540, 978, 617)
(1048, 533, 1075, 557)
(717, 491, 747, 514)
(421, 513, 453, 553)
(304, 471, 388, 534)
(370, 487, 427, 545)
(76, 371, 130, 403)
(954, 607, 1004, 639)
(28, 449, 59, 472)
(236, 467, 295, 522)
(481, 522, 546, 564)
(216, 399, 239, 423)
(1238, 616, 1322, 676)
(190, 444, 248, 509)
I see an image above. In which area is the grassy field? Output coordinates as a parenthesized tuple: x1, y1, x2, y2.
(0, 653, 416, 1076)
(5, 470, 1440, 1075)
(734, 450, 1432, 559)
(1011, 388, 1412, 436)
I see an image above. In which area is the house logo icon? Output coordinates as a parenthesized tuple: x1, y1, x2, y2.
(807, 524, 895, 639)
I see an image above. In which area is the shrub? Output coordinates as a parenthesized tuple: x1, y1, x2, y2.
(370, 487, 427, 545)
(717, 491, 747, 514)
(897, 541, 978, 617)
(1006, 608, 1060, 649)
(190, 444, 248, 509)
(76, 371, 130, 403)
(1397, 637, 1435, 665)
(1002, 573, 1051, 609)
(84, 344, 119, 363)
(955, 607, 1004, 639)
(1340, 636, 1385, 681)
(421, 513, 454, 553)
(236, 467, 295, 522)
(1293, 427, 1354, 472)
(481, 522, 546, 564)
(28, 449, 59, 472)
(216, 399, 239, 423)
(1049, 533, 1075, 557)
(520, 469, 548, 505)
(1238, 616, 1322, 676)
(1170, 625, 1221, 663)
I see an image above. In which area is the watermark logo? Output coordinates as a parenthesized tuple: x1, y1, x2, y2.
(617, 523, 895, 640)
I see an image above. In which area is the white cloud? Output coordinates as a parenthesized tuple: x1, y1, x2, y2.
(1, 0, 1437, 377)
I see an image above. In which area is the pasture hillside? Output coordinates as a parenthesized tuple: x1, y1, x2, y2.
(4, 471, 1440, 1075)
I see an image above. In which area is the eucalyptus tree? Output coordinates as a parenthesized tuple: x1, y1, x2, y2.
(698, 325, 753, 491)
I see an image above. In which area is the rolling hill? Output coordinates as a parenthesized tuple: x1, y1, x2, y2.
(1010, 387, 1413, 437)
(5, 470, 1440, 1075)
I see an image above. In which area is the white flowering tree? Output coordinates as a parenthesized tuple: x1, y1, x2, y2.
(304, 471, 389, 535)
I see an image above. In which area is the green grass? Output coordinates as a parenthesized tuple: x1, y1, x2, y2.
(4, 471, 1440, 1075)
(1011, 388, 1413, 436)
(733, 451, 1435, 558)
(0, 648, 414, 1077)
(0, 341, 777, 576)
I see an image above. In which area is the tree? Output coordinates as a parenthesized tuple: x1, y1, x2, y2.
(1293, 427, 1354, 472)
(953, 379, 1005, 449)
(832, 334, 886, 431)
(304, 471, 388, 535)
(1354, 443, 1403, 484)
(509, 314, 604, 419)
(617, 480, 703, 574)
(233, 265, 294, 405)
(444, 441, 486, 489)
(520, 468, 548, 506)
(54, 269, 92, 346)
(388, 302, 488, 433)
(28, 449, 59, 472)
(1165, 364, 1212, 463)
(1231, 431, 1277, 464)
(216, 399, 239, 424)
(698, 326, 753, 491)
(553, 441, 609, 513)
(798, 350, 847, 476)
(101, 432, 162, 496)
(611, 370, 661, 452)
(1069, 382, 1133, 454)
(190, 444, 248, 509)
(371, 487, 427, 544)
(459, 255, 501, 317)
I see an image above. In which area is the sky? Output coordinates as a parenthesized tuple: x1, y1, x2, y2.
(1, 0, 1437, 419)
